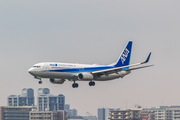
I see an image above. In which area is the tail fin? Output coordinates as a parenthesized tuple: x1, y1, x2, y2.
(114, 41, 133, 67)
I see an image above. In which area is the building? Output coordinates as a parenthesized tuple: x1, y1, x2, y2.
(30, 111, 58, 120)
(57, 110, 68, 120)
(38, 88, 50, 95)
(65, 104, 70, 111)
(140, 111, 155, 120)
(83, 115, 97, 120)
(38, 94, 57, 111)
(140, 111, 149, 120)
(66, 109, 78, 117)
(30, 110, 67, 120)
(144, 106, 180, 120)
(65, 104, 78, 118)
(19, 88, 34, 106)
(69, 116, 84, 120)
(0, 106, 33, 120)
(7, 95, 18, 106)
(7, 88, 34, 107)
(109, 107, 141, 120)
(98, 108, 113, 120)
(98, 108, 105, 120)
(37, 88, 65, 111)
(58, 94, 65, 110)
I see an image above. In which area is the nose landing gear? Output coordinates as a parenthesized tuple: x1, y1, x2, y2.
(39, 80, 42, 84)
(34, 76, 42, 84)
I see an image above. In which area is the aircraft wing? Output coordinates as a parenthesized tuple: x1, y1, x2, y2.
(126, 65, 154, 71)
(92, 52, 152, 75)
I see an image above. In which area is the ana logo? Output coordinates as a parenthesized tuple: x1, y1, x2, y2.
(121, 48, 129, 64)
(50, 64, 57, 66)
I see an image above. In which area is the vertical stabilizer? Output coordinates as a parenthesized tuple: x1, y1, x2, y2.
(114, 41, 132, 67)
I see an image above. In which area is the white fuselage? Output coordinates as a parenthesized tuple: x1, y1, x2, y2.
(28, 62, 130, 81)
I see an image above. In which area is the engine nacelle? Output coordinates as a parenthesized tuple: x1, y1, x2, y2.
(78, 73, 94, 80)
(50, 78, 65, 84)
(119, 71, 131, 78)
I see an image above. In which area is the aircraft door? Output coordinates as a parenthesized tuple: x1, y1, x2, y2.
(44, 63, 49, 71)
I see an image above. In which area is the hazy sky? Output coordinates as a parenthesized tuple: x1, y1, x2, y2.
(0, 0, 180, 116)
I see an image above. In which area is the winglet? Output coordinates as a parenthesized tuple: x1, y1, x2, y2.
(144, 52, 151, 63)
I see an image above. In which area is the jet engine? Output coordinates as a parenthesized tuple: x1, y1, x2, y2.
(50, 78, 65, 84)
(119, 71, 131, 78)
(78, 73, 94, 80)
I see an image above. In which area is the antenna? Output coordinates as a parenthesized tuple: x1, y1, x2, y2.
(126, 99, 127, 110)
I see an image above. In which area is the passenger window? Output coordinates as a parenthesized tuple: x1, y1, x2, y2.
(33, 66, 41, 68)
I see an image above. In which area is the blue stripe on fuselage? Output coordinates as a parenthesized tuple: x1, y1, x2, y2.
(46, 66, 128, 73)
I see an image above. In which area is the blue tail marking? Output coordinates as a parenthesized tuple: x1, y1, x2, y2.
(114, 41, 133, 67)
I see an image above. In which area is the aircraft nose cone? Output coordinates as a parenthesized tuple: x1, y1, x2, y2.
(28, 68, 35, 75)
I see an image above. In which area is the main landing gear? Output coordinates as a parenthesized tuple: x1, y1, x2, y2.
(72, 81, 79, 88)
(89, 81, 95, 86)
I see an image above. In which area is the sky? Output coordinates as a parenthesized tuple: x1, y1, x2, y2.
(0, 0, 180, 116)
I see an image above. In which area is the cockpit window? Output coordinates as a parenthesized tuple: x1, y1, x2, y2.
(33, 66, 41, 68)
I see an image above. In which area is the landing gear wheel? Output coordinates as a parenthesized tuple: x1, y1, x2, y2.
(92, 81, 95, 86)
(89, 81, 95, 86)
(72, 83, 79, 88)
(39, 80, 42, 84)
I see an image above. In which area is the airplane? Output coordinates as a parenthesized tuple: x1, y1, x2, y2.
(28, 41, 152, 88)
